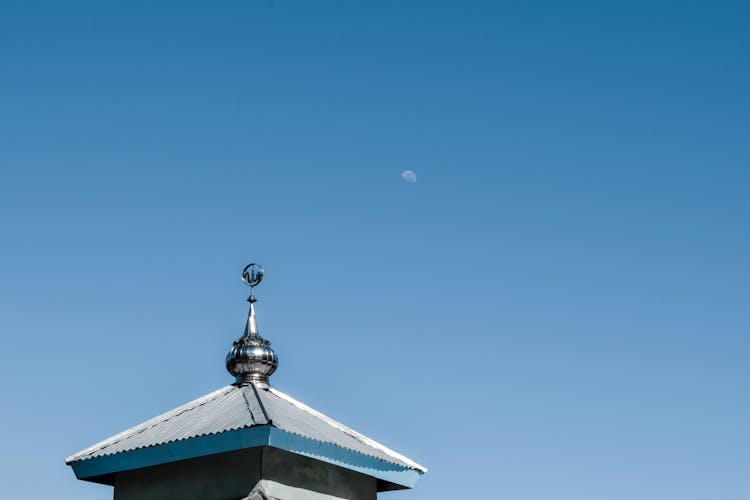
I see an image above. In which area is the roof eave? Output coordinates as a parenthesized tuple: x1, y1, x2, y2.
(67, 425, 423, 491)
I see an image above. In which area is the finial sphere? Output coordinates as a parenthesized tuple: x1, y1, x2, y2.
(242, 263, 264, 287)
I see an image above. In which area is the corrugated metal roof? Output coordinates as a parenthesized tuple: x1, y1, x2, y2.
(65, 384, 426, 473)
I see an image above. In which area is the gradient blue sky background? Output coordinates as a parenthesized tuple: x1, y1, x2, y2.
(1, 1, 749, 498)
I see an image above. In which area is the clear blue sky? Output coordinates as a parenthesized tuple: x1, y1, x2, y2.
(1, 1, 749, 498)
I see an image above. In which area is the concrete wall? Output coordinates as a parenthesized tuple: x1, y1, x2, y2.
(261, 447, 376, 500)
(114, 446, 377, 500)
(114, 447, 262, 500)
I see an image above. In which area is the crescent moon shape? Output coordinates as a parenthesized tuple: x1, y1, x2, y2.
(242, 263, 264, 287)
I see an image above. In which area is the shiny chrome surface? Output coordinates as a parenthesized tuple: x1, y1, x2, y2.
(226, 342, 278, 388)
(226, 262, 278, 388)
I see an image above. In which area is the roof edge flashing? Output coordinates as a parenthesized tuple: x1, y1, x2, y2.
(68, 425, 421, 490)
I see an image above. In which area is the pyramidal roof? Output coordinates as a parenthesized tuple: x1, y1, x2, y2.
(66, 383, 425, 473)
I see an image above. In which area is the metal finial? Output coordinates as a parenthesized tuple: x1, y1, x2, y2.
(241, 263, 264, 302)
(226, 262, 278, 388)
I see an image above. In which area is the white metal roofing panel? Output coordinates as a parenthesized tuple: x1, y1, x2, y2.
(263, 388, 426, 472)
(65, 384, 425, 473)
(65, 385, 265, 463)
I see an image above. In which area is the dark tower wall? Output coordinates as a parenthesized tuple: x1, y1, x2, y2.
(114, 447, 377, 500)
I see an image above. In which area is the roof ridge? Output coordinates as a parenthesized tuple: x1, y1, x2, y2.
(240, 385, 271, 425)
(249, 384, 271, 424)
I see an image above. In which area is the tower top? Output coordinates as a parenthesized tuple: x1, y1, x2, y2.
(225, 262, 278, 388)
(66, 260, 426, 495)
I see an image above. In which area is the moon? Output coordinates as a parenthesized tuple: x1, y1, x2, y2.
(401, 170, 417, 183)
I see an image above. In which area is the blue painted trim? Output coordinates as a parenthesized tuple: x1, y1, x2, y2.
(268, 427, 421, 488)
(71, 426, 271, 480)
(70, 425, 421, 489)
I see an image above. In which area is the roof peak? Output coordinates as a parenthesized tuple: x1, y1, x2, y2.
(225, 263, 278, 388)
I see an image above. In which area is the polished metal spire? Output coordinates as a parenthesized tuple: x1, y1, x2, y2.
(225, 263, 278, 388)
(242, 263, 263, 338)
